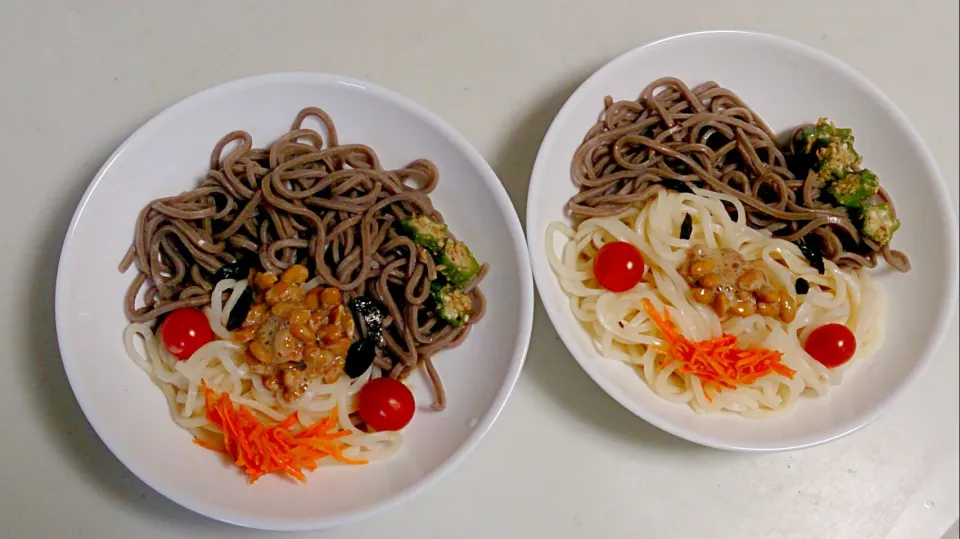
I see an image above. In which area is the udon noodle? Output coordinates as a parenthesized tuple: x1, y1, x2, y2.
(547, 188, 885, 416)
(124, 277, 400, 462)
(568, 77, 909, 272)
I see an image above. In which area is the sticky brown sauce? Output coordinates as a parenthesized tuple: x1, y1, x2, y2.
(679, 246, 796, 322)
(232, 265, 356, 403)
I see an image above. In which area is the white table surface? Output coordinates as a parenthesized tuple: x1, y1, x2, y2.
(1, 2, 957, 538)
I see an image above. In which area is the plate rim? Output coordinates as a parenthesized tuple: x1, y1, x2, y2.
(525, 29, 960, 452)
(54, 70, 535, 530)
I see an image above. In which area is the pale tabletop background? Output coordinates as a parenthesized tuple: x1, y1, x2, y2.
(1, 2, 957, 538)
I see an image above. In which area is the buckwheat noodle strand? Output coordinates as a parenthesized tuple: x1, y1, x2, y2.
(568, 77, 909, 272)
(120, 107, 487, 408)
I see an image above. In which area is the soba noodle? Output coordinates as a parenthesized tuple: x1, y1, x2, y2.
(547, 188, 885, 416)
(568, 77, 909, 272)
(119, 107, 487, 407)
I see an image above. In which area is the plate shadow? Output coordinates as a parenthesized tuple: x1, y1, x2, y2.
(488, 70, 716, 456)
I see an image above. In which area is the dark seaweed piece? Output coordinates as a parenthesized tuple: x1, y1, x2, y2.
(344, 339, 377, 379)
(795, 278, 810, 295)
(348, 297, 385, 344)
(214, 255, 251, 282)
(794, 238, 826, 275)
(344, 297, 387, 379)
(679, 214, 693, 240)
(225, 287, 253, 331)
(659, 179, 695, 195)
(786, 145, 817, 178)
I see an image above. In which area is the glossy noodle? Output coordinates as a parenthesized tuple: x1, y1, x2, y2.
(547, 188, 885, 416)
(124, 278, 401, 462)
(568, 77, 909, 272)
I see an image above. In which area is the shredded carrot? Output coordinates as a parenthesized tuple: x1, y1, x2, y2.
(194, 382, 366, 483)
(641, 299, 795, 399)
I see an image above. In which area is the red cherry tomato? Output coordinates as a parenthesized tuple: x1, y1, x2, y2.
(357, 377, 416, 432)
(804, 323, 857, 368)
(593, 241, 646, 292)
(161, 308, 215, 360)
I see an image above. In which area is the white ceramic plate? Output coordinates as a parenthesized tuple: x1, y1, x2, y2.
(55, 72, 534, 530)
(526, 31, 959, 451)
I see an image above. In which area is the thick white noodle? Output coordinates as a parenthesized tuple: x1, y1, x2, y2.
(546, 189, 885, 417)
(123, 278, 401, 463)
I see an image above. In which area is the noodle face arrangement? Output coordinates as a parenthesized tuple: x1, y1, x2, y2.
(122, 107, 487, 482)
(547, 78, 901, 417)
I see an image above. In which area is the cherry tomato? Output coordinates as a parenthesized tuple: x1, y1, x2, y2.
(804, 323, 857, 368)
(357, 377, 416, 431)
(593, 241, 646, 292)
(161, 308, 215, 360)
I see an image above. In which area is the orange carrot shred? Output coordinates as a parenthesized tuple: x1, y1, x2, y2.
(642, 299, 795, 395)
(196, 381, 367, 483)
